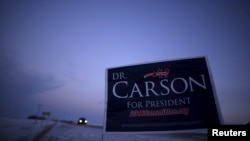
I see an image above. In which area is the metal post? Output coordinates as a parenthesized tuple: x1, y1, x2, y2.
(37, 104, 42, 116)
(34, 104, 42, 124)
(101, 133, 104, 141)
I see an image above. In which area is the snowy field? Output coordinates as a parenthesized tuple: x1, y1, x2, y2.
(0, 117, 208, 141)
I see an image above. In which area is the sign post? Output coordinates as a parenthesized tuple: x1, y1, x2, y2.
(104, 57, 222, 133)
(41, 111, 51, 126)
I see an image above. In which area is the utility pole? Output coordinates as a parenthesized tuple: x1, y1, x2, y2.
(34, 104, 42, 124)
(36, 104, 42, 117)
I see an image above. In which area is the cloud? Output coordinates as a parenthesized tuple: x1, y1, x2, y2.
(0, 46, 62, 97)
(0, 70, 63, 117)
(0, 46, 63, 117)
(1, 71, 62, 96)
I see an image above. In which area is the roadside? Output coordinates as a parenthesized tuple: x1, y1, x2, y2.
(32, 120, 58, 141)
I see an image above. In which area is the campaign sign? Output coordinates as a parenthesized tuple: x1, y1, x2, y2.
(105, 57, 222, 132)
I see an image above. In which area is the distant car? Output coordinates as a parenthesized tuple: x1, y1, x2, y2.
(77, 117, 87, 125)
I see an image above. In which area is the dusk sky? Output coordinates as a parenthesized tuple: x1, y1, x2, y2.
(0, 0, 249, 125)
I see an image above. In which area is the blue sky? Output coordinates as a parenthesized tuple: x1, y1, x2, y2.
(0, 0, 249, 125)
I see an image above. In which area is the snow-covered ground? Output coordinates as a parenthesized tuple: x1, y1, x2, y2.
(0, 117, 208, 141)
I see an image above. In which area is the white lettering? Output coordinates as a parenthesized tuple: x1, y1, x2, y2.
(212, 129, 247, 136)
(112, 74, 207, 98)
(129, 83, 143, 98)
(127, 101, 143, 109)
(112, 72, 127, 80)
(171, 78, 188, 94)
(189, 74, 206, 92)
(160, 79, 170, 95)
(145, 81, 159, 97)
(112, 81, 128, 98)
(212, 129, 218, 136)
